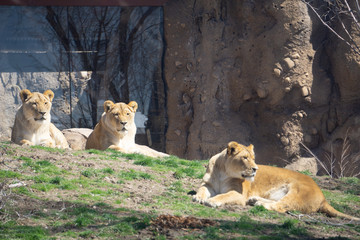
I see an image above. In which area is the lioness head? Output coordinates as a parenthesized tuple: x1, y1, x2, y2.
(103, 100, 138, 135)
(20, 89, 54, 123)
(226, 141, 258, 182)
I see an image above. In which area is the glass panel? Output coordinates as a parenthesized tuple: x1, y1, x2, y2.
(0, 6, 166, 150)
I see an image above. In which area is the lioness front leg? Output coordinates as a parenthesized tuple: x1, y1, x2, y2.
(205, 190, 247, 208)
(193, 185, 213, 204)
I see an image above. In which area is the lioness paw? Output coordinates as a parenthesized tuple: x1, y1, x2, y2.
(204, 199, 223, 208)
(247, 197, 259, 206)
(41, 140, 56, 148)
(20, 139, 34, 146)
(108, 145, 128, 153)
(192, 194, 207, 204)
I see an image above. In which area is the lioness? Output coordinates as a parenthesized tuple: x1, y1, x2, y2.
(11, 89, 69, 149)
(193, 141, 359, 220)
(85, 100, 168, 158)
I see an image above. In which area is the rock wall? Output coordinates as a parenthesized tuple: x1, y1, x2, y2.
(0, 72, 90, 138)
(163, 0, 360, 169)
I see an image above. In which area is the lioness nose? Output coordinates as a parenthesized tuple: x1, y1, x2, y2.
(39, 111, 46, 116)
(120, 121, 127, 126)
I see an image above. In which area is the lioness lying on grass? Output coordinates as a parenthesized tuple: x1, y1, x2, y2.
(193, 141, 359, 220)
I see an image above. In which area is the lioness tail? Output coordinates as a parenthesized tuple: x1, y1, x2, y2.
(320, 201, 360, 221)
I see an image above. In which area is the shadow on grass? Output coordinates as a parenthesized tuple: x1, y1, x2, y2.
(0, 193, 319, 240)
(0, 195, 154, 239)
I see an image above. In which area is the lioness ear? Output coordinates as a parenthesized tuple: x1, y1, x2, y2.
(227, 141, 240, 156)
(43, 90, 54, 102)
(128, 101, 138, 112)
(104, 100, 114, 113)
(20, 89, 32, 103)
(247, 144, 254, 153)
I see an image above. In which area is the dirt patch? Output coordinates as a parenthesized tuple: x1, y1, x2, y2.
(152, 214, 217, 229)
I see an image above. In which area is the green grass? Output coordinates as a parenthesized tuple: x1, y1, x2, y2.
(22, 158, 65, 175)
(80, 167, 115, 179)
(280, 219, 306, 235)
(1, 142, 359, 239)
(0, 221, 49, 239)
(248, 205, 282, 219)
(12, 186, 32, 195)
(248, 205, 269, 216)
(118, 169, 154, 182)
(1, 201, 152, 239)
(0, 170, 21, 179)
(323, 189, 360, 216)
(168, 180, 185, 192)
(81, 168, 97, 178)
(49, 176, 62, 184)
(53, 205, 153, 238)
(101, 167, 115, 174)
(187, 215, 308, 239)
(340, 177, 360, 195)
(30, 145, 66, 154)
(133, 155, 206, 179)
(299, 170, 312, 176)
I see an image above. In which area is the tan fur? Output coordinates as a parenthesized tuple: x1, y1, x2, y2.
(85, 100, 168, 158)
(193, 141, 360, 221)
(11, 89, 69, 149)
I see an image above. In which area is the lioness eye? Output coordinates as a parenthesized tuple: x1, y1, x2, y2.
(126, 112, 130, 116)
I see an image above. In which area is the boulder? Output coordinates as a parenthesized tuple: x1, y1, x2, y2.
(285, 157, 318, 175)
(62, 128, 93, 150)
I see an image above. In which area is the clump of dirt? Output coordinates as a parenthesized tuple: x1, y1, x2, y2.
(151, 214, 217, 229)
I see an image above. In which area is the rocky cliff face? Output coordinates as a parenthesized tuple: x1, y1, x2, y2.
(163, 0, 360, 171)
(1, 1, 360, 175)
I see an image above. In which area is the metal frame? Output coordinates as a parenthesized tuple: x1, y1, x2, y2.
(0, 0, 168, 6)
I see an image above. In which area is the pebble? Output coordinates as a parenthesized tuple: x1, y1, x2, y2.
(291, 52, 300, 59)
(273, 68, 281, 77)
(243, 93, 252, 100)
(283, 57, 295, 69)
(256, 88, 267, 98)
(175, 61, 183, 68)
(280, 136, 290, 146)
(212, 121, 221, 127)
(301, 86, 309, 97)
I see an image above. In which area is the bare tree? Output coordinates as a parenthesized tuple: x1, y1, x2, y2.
(46, 6, 118, 127)
(303, 0, 360, 55)
(45, 6, 160, 128)
(110, 7, 157, 103)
